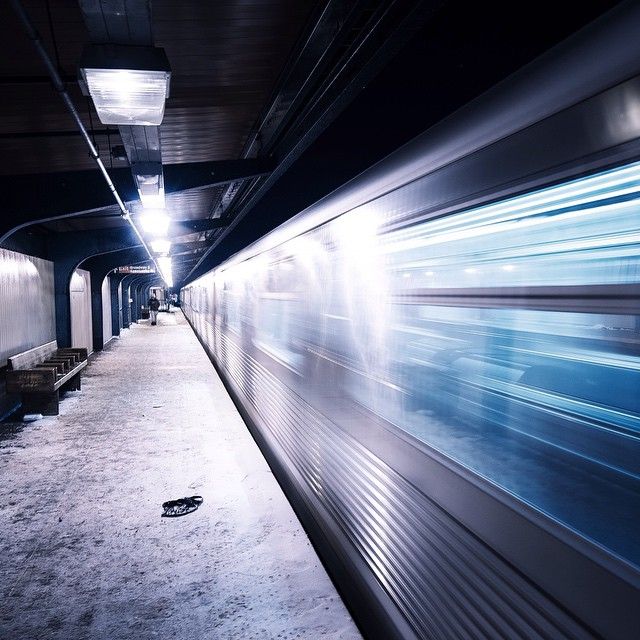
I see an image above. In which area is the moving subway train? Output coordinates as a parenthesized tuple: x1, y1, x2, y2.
(183, 6, 640, 639)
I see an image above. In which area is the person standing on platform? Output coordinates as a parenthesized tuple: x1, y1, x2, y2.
(149, 294, 161, 326)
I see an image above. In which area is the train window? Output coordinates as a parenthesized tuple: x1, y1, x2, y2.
(369, 161, 640, 566)
(196, 159, 640, 569)
(316, 160, 640, 566)
(253, 294, 303, 374)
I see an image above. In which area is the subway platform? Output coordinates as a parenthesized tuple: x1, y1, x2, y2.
(0, 311, 361, 640)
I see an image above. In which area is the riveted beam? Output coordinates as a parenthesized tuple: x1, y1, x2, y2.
(80, 247, 150, 350)
(46, 228, 141, 347)
(0, 159, 272, 244)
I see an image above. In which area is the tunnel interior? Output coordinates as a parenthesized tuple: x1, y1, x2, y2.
(1, 2, 639, 640)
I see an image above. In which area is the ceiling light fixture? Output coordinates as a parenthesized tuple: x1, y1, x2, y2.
(139, 187, 165, 209)
(79, 44, 171, 126)
(150, 239, 171, 254)
(157, 256, 173, 288)
(139, 211, 170, 236)
(133, 161, 165, 209)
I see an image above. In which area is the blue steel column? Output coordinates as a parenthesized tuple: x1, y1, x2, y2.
(110, 276, 122, 337)
(118, 281, 124, 329)
(46, 229, 141, 347)
(81, 249, 150, 349)
(134, 285, 141, 320)
(130, 282, 139, 323)
(54, 261, 75, 347)
(129, 275, 149, 323)
(90, 273, 106, 351)
(121, 279, 131, 328)
(125, 275, 138, 323)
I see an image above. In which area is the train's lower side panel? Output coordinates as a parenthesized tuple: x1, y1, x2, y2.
(197, 317, 605, 640)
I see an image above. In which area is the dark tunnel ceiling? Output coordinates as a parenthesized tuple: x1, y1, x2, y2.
(0, 0, 316, 174)
(0, 0, 624, 286)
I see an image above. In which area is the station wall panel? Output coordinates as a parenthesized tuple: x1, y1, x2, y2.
(70, 268, 93, 354)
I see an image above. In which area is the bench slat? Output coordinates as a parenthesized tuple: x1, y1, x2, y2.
(37, 363, 64, 375)
(57, 348, 88, 361)
(54, 360, 87, 390)
(8, 341, 58, 371)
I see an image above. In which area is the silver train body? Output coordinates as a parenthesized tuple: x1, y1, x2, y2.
(183, 5, 640, 638)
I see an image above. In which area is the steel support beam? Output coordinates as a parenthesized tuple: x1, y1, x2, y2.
(131, 276, 147, 323)
(110, 275, 123, 338)
(171, 218, 230, 237)
(0, 127, 120, 140)
(120, 275, 136, 328)
(81, 247, 150, 350)
(170, 240, 209, 254)
(127, 274, 161, 323)
(123, 274, 145, 324)
(47, 228, 141, 347)
(0, 159, 272, 244)
(122, 272, 159, 326)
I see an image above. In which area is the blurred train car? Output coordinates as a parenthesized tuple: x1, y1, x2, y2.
(183, 5, 640, 639)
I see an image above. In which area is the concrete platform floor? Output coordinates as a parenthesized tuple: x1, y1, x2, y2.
(0, 311, 362, 640)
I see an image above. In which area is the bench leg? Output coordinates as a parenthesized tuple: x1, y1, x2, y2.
(22, 391, 59, 416)
(61, 373, 81, 393)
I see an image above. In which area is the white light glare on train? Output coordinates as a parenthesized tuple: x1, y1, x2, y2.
(392, 161, 640, 252)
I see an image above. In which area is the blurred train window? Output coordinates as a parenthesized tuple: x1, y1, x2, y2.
(370, 163, 640, 565)
(194, 159, 640, 567)
(335, 161, 640, 565)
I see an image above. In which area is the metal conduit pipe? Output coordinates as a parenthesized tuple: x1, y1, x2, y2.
(9, 0, 164, 283)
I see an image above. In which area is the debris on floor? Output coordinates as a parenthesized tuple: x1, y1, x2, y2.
(161, 495, 203, 517)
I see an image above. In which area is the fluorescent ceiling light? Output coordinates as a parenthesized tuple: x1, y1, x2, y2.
(157, 256, 172, 272)
(138, 185, 165, 209)
(83, 69, 169, 125)
(134, 163, 166, 209)
(150, 239, 171, 254)
(79, 44, 171, 126)
(139, 211, 170, 236)
(157, 256, 173, 288)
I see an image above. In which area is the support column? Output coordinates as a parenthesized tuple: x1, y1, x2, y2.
(122, 280, 131, 328)
(110, 276, 122, 337)
(54, 260, 75, 347)
(129, 284, 138, 323)
(90, 274, 106, 352)
(47, 229, 142, 348)
(82, 250, 149, 348)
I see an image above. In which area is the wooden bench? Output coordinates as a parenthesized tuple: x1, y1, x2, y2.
(6, 341, 88, 415)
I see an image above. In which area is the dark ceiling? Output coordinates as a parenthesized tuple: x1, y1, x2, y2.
(0, 0, 316, 174)
(0, 0, 624, 286)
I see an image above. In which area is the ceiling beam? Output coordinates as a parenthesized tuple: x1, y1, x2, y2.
(0, 159, 272, 243)
(171, 218, 230, 235)
(171, 248, 208, 257)
(0, 74, 78, 84)
(0, 128, 120, 140)
(170, 240, 209, 254)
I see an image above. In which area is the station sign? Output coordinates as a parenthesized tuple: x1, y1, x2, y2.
(116, 266, 156, 274)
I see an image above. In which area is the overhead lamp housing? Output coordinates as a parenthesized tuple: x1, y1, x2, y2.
(132, 161, 165, 209)
(139, 211, 170, 236)
(157, 256, 173, 287)
(79, 44, 171, 126)
(150, 239, 171, 254)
